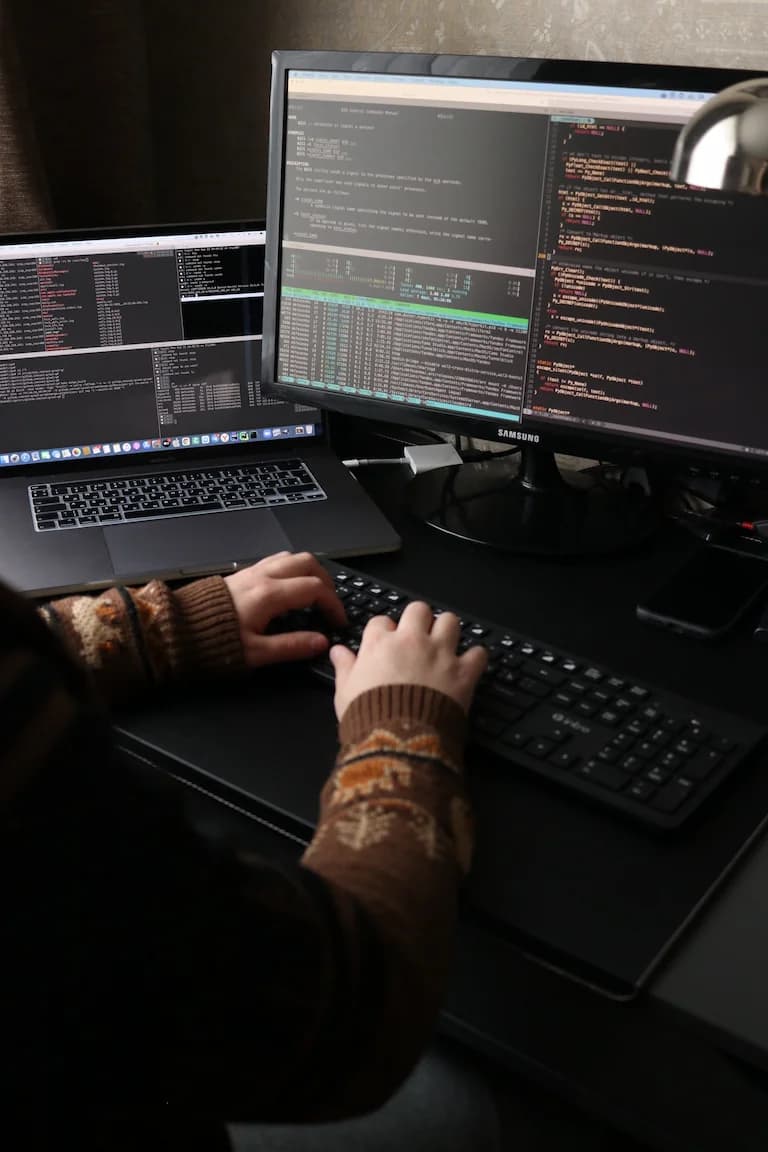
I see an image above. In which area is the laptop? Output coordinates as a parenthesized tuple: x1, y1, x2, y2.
(0, 220, 399, 597)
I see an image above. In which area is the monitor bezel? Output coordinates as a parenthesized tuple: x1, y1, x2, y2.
(263, 50, 768, 479)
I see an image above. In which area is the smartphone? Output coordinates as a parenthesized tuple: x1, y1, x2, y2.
(636, 547, 768, 639)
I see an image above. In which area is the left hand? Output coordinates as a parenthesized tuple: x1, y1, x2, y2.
(224, 551, 347, 667)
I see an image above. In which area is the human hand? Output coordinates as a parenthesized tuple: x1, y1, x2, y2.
(330, 601, 488, 721)
(223, 551, 346, 667)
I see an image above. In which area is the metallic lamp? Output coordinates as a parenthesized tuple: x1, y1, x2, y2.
(670, 78, 768, 193)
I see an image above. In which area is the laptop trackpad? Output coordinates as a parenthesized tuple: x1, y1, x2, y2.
(104, 509, 292, 581)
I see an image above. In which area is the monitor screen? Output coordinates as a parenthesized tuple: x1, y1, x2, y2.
(0, 221, 322, 471)
(264, 52, 768, 476)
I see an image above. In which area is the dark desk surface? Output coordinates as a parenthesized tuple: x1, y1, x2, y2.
(116, 453, 768, 1145)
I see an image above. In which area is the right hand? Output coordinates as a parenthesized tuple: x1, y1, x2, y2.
(330, 601, 488, 722)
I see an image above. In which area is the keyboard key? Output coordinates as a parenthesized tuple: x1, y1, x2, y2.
(487, 684, 534, 712)
(652, 781, 694, 813)
(534, 724, 570, 744)
(607, 731, 635, 750)
(567, 680, 588, 695)
(626, 779, 656, 802)
(124, 503, 220, 519)
(577, 760, 630, 791)
(517, 677, 551, 699)
(549, 749, 578, 769)
(629, 685, 650, 700)
(619, 754, 643, 774)
(646, 766, 673, 785)
(685, 748, 724, 780)
(502, 731, 529, 749)
(524, 662, 565, 686)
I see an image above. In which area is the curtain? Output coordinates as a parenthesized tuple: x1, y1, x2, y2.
(0, 0, 272, 235)
(0, 1, 50, 229)
(1, 0, 157, 232)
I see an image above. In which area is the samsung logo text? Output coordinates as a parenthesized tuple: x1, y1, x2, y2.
(497, 429, 540, 443)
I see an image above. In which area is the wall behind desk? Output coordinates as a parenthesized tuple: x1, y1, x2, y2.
(262, 0, 768, 70)
(5, 1, 768, 230)
(223, 0, 768, 223)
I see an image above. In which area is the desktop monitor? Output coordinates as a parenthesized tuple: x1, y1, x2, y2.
(262, 51, 768, 554)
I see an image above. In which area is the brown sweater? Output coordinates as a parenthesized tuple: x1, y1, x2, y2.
(1, 575, 472, 1147)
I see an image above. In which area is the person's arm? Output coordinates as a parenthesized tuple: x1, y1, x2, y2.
(121, 602, 484, 1124)
(36, 551, 346, 705)
(257, 603, 486, 1120)
(5, 560, 485, 1124)
(292, 684, 474, 1119)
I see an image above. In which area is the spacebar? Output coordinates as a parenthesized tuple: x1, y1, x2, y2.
(123, 503, 221, 519)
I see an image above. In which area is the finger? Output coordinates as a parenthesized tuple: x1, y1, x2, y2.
(245, 631, 329, 667)
(459, 644, 489, 678)
(360, 613, 397, 641)
(255, 550, 291, 568)
(265, 574, 347, 625)
(395, 600, 435, 634)
(257, 551, 337, 596)
(430, 610, 461, 646)
(329, 643, 356, 677)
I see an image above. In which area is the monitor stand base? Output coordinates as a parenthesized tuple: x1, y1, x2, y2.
(406, 447, 658, 557)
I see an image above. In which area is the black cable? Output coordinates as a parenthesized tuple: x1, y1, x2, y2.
(459, 445, 521, 463)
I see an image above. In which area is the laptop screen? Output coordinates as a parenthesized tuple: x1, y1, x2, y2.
(0, 221, 323, 471)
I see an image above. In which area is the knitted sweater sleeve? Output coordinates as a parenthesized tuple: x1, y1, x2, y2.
(37, 576, 245, 701)
(286, 683, 474, 1119)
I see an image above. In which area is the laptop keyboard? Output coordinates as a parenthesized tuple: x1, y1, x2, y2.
(29, 459, 327, 531)
(277, 560, 766, 831)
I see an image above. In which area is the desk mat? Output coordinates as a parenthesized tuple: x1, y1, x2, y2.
(465, 739, 768, 998)
(115, 670, 768, 1001)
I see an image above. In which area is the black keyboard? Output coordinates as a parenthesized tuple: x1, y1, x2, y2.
(29, 459, 326, 531)
(291, 560, 766, 831)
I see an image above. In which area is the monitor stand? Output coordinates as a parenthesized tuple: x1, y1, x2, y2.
(406, 445, 658, 557)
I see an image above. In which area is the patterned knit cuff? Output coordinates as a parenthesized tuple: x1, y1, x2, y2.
(339, 684, 467, 766)
(173, 576, 246, 678)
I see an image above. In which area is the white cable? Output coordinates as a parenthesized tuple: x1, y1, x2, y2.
(343, 444, 463, 474)
(342, 457, 405, 468)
